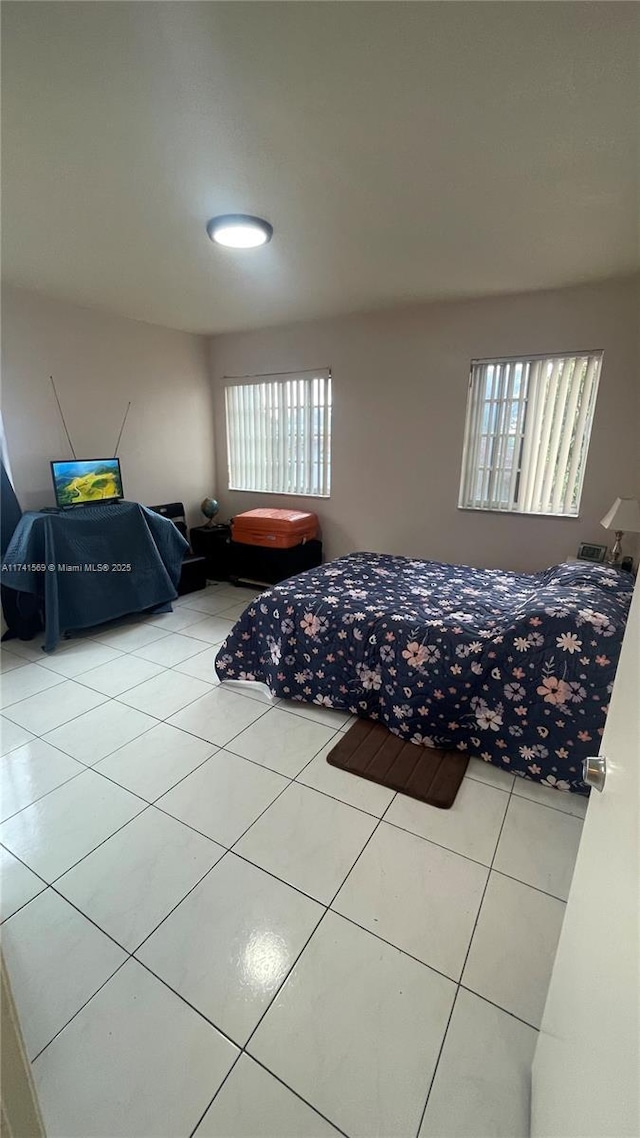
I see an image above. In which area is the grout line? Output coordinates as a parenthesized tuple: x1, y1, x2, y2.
(129, 849, 233, 958)
(242, 910, 331, 1054)
(415, 986, 461, 1137)
(14, 767, 554, 1136)
(2, 692, 334, 915)
(380, 816, 500, 872)
(30, 956, 131, 1064)
(3, 620, 579, 1134)
(46, 799, 152, 887)
(489, 866, 569, 905)
(508, 785, 588, 820)
(202, 1052, 351, 1138)
(2, 691, 111, 737)
(0, 762, 88, 824)
(413, 770, 517, 1137)
(187, 1052, 244, 1138)
(457, 985, 541, 1033)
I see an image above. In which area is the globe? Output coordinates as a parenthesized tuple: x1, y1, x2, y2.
(200, 497, 220, 526)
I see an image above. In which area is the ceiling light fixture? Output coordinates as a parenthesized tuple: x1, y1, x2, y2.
(206, 214, 273, 249)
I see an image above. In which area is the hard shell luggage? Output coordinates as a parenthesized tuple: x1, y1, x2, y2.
(231, 508, 319, 549)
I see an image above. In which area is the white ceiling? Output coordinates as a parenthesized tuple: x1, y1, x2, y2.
(2, 2, 638, 334)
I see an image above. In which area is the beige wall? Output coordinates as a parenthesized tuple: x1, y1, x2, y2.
(1, 286, 215, 527)
(3, 279, 637, 573)
(210, 277, 639, 572)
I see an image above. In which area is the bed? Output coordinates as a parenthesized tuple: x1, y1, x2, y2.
(215, 553, 633, 794)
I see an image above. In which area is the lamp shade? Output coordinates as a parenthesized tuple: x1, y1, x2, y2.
(600, 497, 640, 533)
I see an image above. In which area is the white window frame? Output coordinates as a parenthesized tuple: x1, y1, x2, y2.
(458, 350, 603, 517)
(225, 369, 332, 498)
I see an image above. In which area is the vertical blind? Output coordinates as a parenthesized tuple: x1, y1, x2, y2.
(225, 370, 332, 497)
(459, 351, 602, 515)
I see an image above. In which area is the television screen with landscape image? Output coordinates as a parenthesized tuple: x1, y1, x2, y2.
(51, 458, 124, 507)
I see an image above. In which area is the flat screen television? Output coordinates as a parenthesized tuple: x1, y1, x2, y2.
(51, 458, 124, 508)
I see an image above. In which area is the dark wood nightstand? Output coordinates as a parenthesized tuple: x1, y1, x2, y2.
(189, 523, 232, 581)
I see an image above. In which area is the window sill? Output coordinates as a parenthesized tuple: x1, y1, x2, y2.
(228, 487, 331, 500)
(457, 506, 580, 520)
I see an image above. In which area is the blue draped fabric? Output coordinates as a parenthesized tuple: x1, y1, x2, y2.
(1, 501, 188, 650)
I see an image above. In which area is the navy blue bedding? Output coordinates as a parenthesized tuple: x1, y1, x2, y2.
(215, 554, 633, 793)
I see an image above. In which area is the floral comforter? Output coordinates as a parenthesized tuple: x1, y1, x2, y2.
(215, 554, 633, 793)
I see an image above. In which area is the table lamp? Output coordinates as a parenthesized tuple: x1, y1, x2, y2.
(600, 497, 640, 564)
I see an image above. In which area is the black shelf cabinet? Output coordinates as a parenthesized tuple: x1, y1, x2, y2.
(189, 524, 232, 581)
(227, 538, 323, 587)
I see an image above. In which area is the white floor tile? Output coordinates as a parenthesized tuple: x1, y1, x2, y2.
(279, 699, 351, 730)
(2, 680, 107, 736)
(0, 662, 64, 708)
(37, 640, 123, 680)
(0, 637, 47, 663)
(236, 782, 377, 904)
(91, 622, 170, 651)
(493, 795, 583, 900)
(172, 645, 221, 685)
(132, 632, 207, 667)
(216, 598, 252, 621)
(183, 615, 235, 645)
(118, 670, 212, 718)
(181, 592, 245, 617)
(333, 821, 488, 979)
(139, 854, 322, 1045)
(34, 959, 238, 1138)
(95, 722, 216, 801)
(45, 702, 157, 766)
(0, 716, 36, 756)
(146, 607, 211, 633)
(195, 1054, 340, 1138)
(227, 708, 335, 778)
(57, 807, 224, 951)
(512, 776, 588, 818)
(465, 756, 515, 793)
(168, 686, 268, 747)
(385, 777, 509, 866)
(157, 750, 288, 846)
(297, 739, 396, 817)
(0, 768, 144, 880)
(2, 889, 126, 1059)
(78, 654, 165, 697)
(1, 738, 84, 821)
(419, 989, 537, 1138)
(0, 846, 45, 922)
(0, 648, 29, 673)
(462, 872, 565, 1028)
(250, 911, 455, 1138)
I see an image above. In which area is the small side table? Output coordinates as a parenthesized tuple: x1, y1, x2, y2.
(189, 523, 232, 581)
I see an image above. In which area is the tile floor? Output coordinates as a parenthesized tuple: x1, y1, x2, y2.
(0, 581, 587, 1138)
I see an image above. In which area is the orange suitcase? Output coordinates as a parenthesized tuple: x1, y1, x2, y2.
(232, 508, 319, 549)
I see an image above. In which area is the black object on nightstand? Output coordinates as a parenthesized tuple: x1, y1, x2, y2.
(189, 523, 232, 581)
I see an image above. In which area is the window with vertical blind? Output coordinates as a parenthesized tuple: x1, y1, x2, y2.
(225, 370, 332, 497)
(458, 351, 602, 516)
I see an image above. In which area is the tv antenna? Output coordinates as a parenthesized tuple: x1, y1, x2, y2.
(49, 376, 132, 460)
(50, 376, 77, 460)
(113, 402, 132, 458)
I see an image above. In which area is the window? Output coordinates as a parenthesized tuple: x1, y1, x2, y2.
(225, 370, 332, 497)
(458, 351, 602, 516)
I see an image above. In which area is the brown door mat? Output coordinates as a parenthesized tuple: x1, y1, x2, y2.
(327, 719, 469, 809)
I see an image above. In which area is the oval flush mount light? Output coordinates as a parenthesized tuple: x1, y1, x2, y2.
(206, 214, 273, 249)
